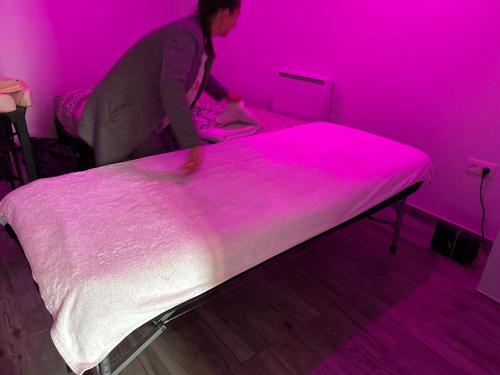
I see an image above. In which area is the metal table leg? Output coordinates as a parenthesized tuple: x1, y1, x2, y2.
(7, 132, 25, 186)
(97, 356, 112, 375)
(391, 198, 407, 253)
(8, 107, 39, 182)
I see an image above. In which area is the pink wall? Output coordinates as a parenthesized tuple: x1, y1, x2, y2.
(210, 0, 500, 240)
(0, 0, 183, 136)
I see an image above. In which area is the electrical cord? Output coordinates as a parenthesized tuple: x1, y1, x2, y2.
(480, 167, 490, 252)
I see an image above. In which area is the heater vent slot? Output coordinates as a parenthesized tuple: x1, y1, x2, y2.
(272, 70, 333, 121)
(278, 72, 326, 86)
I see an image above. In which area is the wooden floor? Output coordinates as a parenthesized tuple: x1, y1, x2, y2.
(1, 182, 499, 374)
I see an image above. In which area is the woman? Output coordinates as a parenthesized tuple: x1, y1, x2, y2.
(79, 0, 241, 173)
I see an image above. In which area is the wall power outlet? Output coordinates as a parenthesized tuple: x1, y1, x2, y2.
(467, 158, 497, 178)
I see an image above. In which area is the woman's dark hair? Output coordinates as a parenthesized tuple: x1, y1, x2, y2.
(198, 0, 241, 53)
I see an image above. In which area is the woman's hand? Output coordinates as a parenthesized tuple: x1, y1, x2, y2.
(181, 146, 202, 175)
(226, 93, 243, 103)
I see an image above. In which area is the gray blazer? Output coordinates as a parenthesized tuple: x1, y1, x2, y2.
(79, 15, 228, 166)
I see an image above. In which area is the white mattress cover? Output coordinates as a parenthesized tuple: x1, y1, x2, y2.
(0, 123, 432, 374)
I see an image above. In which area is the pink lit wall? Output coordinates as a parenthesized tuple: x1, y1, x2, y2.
(0, 0, 185, 136)
(208, 0, 500, 240)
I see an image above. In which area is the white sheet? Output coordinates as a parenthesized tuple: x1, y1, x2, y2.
(0, 123, 432, 374)
(195, 100, 261, 142)
(198, 123, 260, 142)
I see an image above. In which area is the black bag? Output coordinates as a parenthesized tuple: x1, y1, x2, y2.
(31, 138, 91, 178)
(431, 220, 480, 265)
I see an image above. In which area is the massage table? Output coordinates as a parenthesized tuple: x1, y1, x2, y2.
(54, 89, 305, 147)
(0, 122, 432, 374)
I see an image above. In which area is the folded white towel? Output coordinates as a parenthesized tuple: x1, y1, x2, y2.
(0, 78, 22, 94)
(0, 94, 17, 113)
(198, 123, 259, 143)
(0, 78, 32, 109)
(215, 101, 259, 127)
(195, 100, 261, 143)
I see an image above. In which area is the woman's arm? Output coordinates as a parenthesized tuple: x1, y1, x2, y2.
(160, 30, 201, 149)
(205, 74, 229, 101)
(206, 74, 244, 104)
